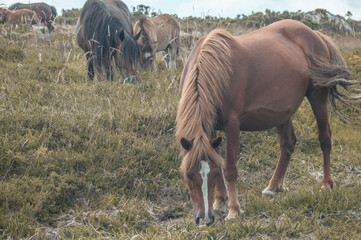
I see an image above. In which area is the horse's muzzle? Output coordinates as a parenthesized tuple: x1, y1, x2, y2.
(195, 213, 215, 226)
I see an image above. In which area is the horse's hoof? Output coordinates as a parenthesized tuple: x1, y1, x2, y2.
(262, 189, 275, 199)
(225, 213, 237, 221)
(322, 179, 334, 190)
(225, 209, 243, 221)
(321, 183, 334, 190)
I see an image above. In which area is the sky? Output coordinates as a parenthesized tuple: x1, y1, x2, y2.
(1, 0, 361, 20)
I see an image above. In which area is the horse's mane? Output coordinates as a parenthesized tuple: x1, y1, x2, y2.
(176, 29, 234, 172)
(81, 0, 139, 76)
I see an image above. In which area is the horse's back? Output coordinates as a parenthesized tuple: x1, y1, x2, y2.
(152, 14, 180, 51)
(221, 20, 332, 130)
(103, 0, 133, 34)
(9, 2, 52, 21)
(253, 19, 329, 57)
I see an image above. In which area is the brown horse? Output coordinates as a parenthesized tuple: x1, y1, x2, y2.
(8, 2, 57, 33)
(133, 14, 180, 72)
(0, 8, 39, 26)
(76, 0, 141, 80)
(176, 19, 361, 226)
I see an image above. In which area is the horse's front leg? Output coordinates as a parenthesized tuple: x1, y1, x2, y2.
(210, 131, 228, 215)
(213, 166, 228, 216)
(224, 118, 241, 220)
(87, 60, 95, 80)
(150, 57, 157, 72)
(168, 46, 177, 71)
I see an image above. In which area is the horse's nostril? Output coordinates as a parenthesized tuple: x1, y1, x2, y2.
(206, 215, 215, 226)
(195, 216, 201, 225)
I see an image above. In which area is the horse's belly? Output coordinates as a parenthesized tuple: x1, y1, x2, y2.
(239, 105, 298, 131)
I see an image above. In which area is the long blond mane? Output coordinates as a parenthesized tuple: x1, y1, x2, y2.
(176, 29, 234, 172)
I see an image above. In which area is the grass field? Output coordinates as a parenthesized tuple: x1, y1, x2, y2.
(0, 24, 360, 239)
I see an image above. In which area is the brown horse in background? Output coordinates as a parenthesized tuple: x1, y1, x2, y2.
(133, 14, 180, 72)
(76, 0, 141, 80)
(176, 19, 361, 226)
(0, 8, 39, 27)
(8, 2, 57, 33)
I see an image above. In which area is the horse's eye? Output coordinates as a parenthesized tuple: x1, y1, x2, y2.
(186, 172, 193, 181)
(144, 46, 152, 52)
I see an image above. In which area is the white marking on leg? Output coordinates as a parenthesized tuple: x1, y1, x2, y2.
(200, 160, 210, 221)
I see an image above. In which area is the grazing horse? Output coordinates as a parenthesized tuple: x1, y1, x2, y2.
(176, 19, 361, 226)
(133, 14, 180, 72)
(76, 0, 141, 80)
(0, 8, 39, 27)
(8, 2, 57, 33)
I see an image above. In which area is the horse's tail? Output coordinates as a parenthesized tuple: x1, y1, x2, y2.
(308, 31, 361, 120)
(176, 29, 233, 170)
(50, 6, 57, 20)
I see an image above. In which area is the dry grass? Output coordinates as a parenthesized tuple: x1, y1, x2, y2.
(0, 23, 360, 239)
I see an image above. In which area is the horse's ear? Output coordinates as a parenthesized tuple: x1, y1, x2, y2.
(119, 29, 125, 41)
(181, 138, 193, 151)
(134, 30, 141, 41)
(210, 137, 222, 149)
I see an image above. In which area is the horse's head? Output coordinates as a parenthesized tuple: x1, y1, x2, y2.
(180, 136, 223, 226)
(113, 28, 141, 80)
(133, 17, 158, 68)
(0, 8, 9, 23)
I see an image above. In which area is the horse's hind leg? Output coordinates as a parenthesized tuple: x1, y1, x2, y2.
(262, 118, 296, 198)
(307, 88, 334, 189)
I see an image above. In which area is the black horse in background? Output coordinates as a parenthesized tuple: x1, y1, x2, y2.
(8, 2, 57, 33)
(76, 0, 141, 80)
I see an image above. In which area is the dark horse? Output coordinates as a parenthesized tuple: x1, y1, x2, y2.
(176, 19, 361, 226)
(76, 0, 141, 80)
(8, 2, 57, 33)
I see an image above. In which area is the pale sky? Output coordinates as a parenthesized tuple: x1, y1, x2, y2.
(1, 0, 361, 20)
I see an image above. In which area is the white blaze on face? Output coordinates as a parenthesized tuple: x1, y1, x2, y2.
(200, 160, 210, 220)
(145, 52, 151, 58)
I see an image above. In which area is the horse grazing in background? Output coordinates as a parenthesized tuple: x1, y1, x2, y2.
(176, 19, 361, 226)
(133, 14, 180, 72)
(76, 0, 141, 80)
(0, 8, 39, 27)
(8, 2, 57, 33)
